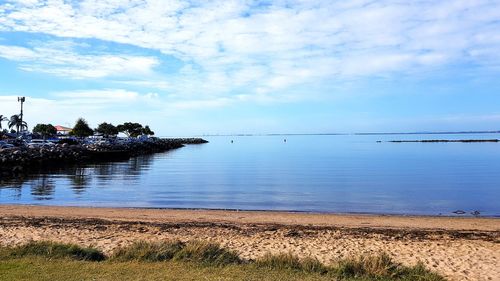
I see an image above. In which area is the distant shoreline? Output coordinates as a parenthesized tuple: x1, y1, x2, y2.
(386, 139, 500, 143)
(199, 131, 500, 137)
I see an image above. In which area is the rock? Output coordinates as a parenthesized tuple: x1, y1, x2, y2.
(0, 138, 207, 178)
(471, 210, 480, 216)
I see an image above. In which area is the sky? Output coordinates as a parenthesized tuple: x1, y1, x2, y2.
(0, 0, 499, 136)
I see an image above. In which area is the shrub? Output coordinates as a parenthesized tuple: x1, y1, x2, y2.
(335, 253, 445, 280)
(111, 241, 184, 262)
(256, 253, 328, 274)
(8, 241, 105, 261)
(172, 240, 242, 266)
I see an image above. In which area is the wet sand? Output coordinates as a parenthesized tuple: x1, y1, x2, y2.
(0, 205, 499, 281)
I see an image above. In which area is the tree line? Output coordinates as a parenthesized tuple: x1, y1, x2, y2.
(32, 118, 155, 139)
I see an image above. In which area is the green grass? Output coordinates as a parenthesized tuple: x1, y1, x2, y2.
(0, 241, 446, 281)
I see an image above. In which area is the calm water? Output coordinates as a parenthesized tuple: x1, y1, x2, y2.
(1, 134, 499, 216)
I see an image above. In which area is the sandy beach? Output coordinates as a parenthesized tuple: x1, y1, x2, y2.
(0, 205, 498, 281)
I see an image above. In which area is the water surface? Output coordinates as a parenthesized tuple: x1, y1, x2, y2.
(1, 134, 499, 216)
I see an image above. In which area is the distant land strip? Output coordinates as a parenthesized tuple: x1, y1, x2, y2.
(200, 130, 500, 136)
(386, 139, 499, 143)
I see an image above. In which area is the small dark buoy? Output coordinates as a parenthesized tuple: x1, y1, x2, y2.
(284, 139, 286, 142)
(231, 140, 233, 143)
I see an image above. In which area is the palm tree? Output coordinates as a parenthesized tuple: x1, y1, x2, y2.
(0, 115, 8, 130)
(8, 114, 28, 134)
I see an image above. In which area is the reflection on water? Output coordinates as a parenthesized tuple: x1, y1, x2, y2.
(1, 154, 155, 197)
(1, 135, 499, 216)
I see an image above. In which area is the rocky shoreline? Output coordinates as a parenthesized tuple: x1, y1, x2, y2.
(0, 138, 208, 177)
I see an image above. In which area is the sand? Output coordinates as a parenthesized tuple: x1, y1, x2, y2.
(0, 205, 498, 281)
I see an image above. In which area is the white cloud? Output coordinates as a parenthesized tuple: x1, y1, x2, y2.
(0, 41, 159, 78)
(53, 89, 152, 103)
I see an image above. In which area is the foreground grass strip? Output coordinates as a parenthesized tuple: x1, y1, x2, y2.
(111, 241, 184, 262)
(5, 241, 105, 261)
(0, 258, 333, 281)
(172, 240, 242, 266)
(0, 241, 445, 280)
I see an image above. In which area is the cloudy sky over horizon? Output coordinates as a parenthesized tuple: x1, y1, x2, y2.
(0, 0, 500, 135)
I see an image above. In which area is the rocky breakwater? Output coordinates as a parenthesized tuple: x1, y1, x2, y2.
(0, 138, 208, 177)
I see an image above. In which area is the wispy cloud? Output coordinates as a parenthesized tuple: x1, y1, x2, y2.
(0, 41, 159, 78)
(53, 89, 159, 104)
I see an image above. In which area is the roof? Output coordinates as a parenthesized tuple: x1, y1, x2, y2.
(55, 125, 72, 131)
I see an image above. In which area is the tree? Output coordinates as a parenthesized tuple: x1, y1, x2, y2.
(142, 125, 155, 136)
(8, 114, 28, 134)
(117, 122, 144, 138)
(95, 122, 119, 138)
(0, 115, 8, 130)
(70, 118, 94, 138)
(33, 124, 57, 139)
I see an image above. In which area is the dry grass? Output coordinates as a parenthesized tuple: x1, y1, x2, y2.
(111, 241, 184, 262)
(172, 240, 242, 266)
(336, 253, 444, 280)
(112, 240, 242, 266)
(256, 253, 328, 274)
(2, 241, 105, 261)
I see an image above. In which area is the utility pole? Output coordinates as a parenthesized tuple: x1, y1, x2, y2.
(18, 96, 25, 133)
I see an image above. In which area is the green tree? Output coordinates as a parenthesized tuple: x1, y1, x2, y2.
(70, 118, 94, 138)
(95, 122, 119, 138)
(0, 115, 8, 130)
(142, 125, 155, 136)
(8, 114, 28, 134)
(117, 122, 144, 138)
(33, 124, 57, 139)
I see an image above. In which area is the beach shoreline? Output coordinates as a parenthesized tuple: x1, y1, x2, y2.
(0, 204, 498, 231)
(1, 205, 499, 281)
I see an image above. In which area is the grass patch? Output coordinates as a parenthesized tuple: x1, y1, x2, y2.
(4, 241, 105, 261)
(111, 241, 184, 262)
(172, 240, 242, 266)
(111, 240, 241, 266)
(256, 253, 328, 274)
(336, 253, 445, 280)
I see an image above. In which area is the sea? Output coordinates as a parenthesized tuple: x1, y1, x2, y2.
(1, 134, 499, 216)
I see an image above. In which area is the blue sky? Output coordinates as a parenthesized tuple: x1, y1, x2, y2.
(0, 0, 500, 136)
